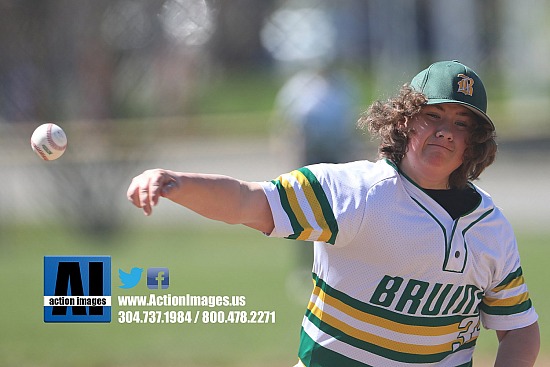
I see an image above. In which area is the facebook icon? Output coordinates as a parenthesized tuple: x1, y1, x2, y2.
(147, 268, 169, 290)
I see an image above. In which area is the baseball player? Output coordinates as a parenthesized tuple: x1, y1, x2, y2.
(127, 61, 539, 366)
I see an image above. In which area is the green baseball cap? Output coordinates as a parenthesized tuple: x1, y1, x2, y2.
(410, 60, 494, 130)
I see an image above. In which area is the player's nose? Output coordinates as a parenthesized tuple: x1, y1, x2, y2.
(435, 123, 453, 141)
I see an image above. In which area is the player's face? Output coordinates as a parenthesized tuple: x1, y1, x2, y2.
(399, 103, 475, 189)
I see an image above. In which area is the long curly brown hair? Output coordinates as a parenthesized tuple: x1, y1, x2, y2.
(357, 85, 497, 189)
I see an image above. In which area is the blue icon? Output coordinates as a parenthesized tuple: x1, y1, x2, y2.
(118, 267, 143, 289)
(147, 267, 169, 289)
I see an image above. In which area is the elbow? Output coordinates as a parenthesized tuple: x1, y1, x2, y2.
(496, 322, 540, 366)
(220, 217, 242, 226)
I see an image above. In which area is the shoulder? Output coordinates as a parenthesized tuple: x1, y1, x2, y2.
(470, 183, 510, 225)
(305, 159, 398, 190)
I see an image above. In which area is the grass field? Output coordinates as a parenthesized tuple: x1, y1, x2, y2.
(0, 224, 547, 366)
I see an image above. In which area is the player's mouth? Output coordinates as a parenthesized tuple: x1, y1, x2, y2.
(427, 143, 453, 152)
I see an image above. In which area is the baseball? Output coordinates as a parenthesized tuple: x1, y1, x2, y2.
(30, 123, 68, 161)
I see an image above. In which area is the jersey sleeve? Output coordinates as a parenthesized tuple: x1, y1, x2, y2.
(258, 162, 370, 247)
(479, 218, 538, 330)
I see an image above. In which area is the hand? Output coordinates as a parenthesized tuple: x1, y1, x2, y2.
(127, 169, 178, 216)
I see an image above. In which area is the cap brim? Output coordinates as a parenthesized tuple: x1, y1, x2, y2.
(426, 99, 495, 131)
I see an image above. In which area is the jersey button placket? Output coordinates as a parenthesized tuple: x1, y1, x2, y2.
(443, 220, 467, 273)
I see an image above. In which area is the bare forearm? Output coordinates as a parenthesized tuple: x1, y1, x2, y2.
(169, 173, 250, 223)
(494, 322, 540, 367)
(127, 169, 274, 233)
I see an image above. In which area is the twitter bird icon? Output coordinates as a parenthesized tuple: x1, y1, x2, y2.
(119, 267, 143, 289)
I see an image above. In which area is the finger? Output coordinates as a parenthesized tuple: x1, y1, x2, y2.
(148, 177, 165, 208)
(127, 177, 143, 208)
(138, 177, 153, 216)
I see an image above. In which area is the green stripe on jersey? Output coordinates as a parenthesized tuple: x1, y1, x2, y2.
(312, 273, 472, 327)
(495, 267, 523, 288)
(271, 167, 339, 244)
(299, 327, 375, 367)
(480, 299, 533, 316)
(297, 167, 339, 244)
(271, 179, 303, 240)
(299, 320, 475, 366)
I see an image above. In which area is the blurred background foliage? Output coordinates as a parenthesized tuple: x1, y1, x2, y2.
(1, 0, 549, 130)
(0, 1, 549, 366)
(1, 0, 549, 234)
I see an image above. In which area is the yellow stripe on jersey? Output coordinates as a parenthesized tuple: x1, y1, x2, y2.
(491, 275, 525, 293)
(307, 300, 459, 355)
(289, 170, 333, 243)
(304, 274, 484, 364)
(483, 292, 530, 308)
(311, 285, 458, 337)
(272, 168, 338, 244)
(278, 174, 314, 241)
(480, 267, 533, 315)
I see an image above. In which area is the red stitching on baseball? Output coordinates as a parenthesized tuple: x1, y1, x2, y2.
(31, 140, 48, 160)
(46, 123, 67, 151)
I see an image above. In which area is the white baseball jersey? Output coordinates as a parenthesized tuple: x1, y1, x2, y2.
(259, 159, 538, 367)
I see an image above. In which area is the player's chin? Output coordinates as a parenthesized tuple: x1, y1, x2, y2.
(423, 159, 462, 179)
(424, 151, 460, 166)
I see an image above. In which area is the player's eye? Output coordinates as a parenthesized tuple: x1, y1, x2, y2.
(426, 112, 440, 119)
